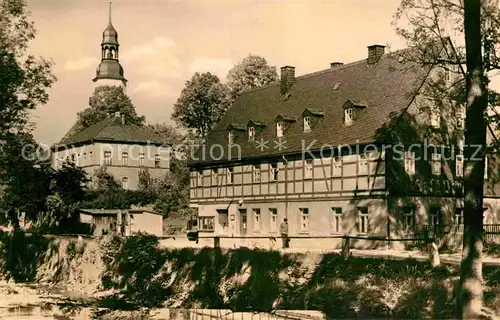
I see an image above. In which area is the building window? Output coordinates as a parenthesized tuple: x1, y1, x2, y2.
(344, 108, 353, 125)
(227, 167, 234, 184)
(121, 152, 128, 166)
(456, 154, 464, 177)
(139, 153, 145, 166)
(269, 208, 278, 232)
(155, 154, 160, 168)
(89, 151, 93, 162)
(270, 163, 279, 181)
(300, 208, 309, 232)
(212, 169, 218, 185)
(253, 208, 261, 231)
(121, 177, 128, 189)
(454, 207, 464, 226)
(404, 151, 415, 175)
(331, 207, 342, 234)
(70, 154, 76, 163)
(431, 108, 440, 128)
(457, 106, 465, 129)
(358, 155, 368, 175)
(402, 206, 415, 229)
(303, 116, 311, 132)
(228, 131, 234, 144)
(197, 170, 203, 187)
(431, 153, 441, 175)
(357, 206, 369, 234)
(198, 217, 215, 232)
(276, 121, 284, 137)
(304, 160, 313, 179)
(104, 151, 112, 165)
(248, 126, 255, 141)
(332, 157, 342, 176)
(253, 165, 261, 183)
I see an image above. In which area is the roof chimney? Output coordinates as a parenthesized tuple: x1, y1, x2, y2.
(280, 66, 295, 95)
(330, 62, 343, 69)
(367, 44, 385, 65)
(121, 114, 125, 125)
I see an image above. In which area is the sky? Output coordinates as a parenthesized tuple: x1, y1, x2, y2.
(25, 0, 500, 145)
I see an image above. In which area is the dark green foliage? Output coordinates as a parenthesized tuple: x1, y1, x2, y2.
(99, 234, 499, 317)
(0, 229, 52, 282)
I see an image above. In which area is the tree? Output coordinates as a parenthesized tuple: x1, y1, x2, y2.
(73, 85, 145, 133)
(226, 54, 278, 100)
(172, 72, 231, 138)
(147, 123, 185, 146)
(0, 0, 56, 138)
(393, 0, 500, 317)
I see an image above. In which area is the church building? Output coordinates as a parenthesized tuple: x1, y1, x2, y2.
(51, 3, 170, 191)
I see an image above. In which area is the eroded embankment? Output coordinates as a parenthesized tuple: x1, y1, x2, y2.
(1, 231, 499, 319)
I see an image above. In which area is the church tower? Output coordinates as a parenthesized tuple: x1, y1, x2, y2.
(93, 2, 127, 91)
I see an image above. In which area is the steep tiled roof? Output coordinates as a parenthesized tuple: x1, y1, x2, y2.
(191, 48, 432, 166)
(56, 116, 168, 148)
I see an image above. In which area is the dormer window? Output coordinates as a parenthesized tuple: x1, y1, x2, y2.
(228, 131, 234, 144)
(303, 117, 311, 132)
(344, 108, 353, 125)
(342, 100, 367, 125)
(248, 127, 255, 141)
(276, 122, 284, 137)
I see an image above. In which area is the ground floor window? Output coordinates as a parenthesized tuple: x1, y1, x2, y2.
(269, 208, 278, 231)
(402, 206, 415, 230)
(300, 208, 309, 232)
(454, 207, 464, 231)
(198, 216, 215, 232)
(331, 207, 342, 233)
(357, 206, 369, 234)
(253, 208, 261, 231)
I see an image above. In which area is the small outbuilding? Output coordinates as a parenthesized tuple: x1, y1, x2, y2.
(79, 207, 163, 237)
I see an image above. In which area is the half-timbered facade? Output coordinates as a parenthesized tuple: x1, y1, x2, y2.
(188, 42, 500, 249)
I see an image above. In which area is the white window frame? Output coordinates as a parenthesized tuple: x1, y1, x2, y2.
(332, 156, 342, 176)
(331, 207, 342, 234)
(227, 167, 234, 184)
(357, 206, 369, 234)
(248, 126, 255, 141)
(431, 153, 441, 175)
(358, 155, 368, 175)
(303, 116, 311, 132)
(253, 208, 261, 231)
(269, 208, 278, 232)
(402, 206, 415, 229)
(198, 216, 215, 232)
(300, 208, 309, 232)
(212, 169, 218, 186)
(154, 154, 160, 168)
(104, 151, 112, 165)
(431, 108, 440, 128)
(270, 163, 279, 181)
(121, 152, 128, 166)
(276, 121, 284, 137)
(344, 108, 353, 125)
(253, 165, 261, 183)
(304, 160, 313, 179)
(139, 153, 145, 166)
(429, 207, 440, 227)
(454, 207, 464, 226)
(197, 170, 203, 187)
(404, 151, 416, 175)
(456, 154, 464, 177)
(121, 177, 128, 189)
(228, 131, 234, 144)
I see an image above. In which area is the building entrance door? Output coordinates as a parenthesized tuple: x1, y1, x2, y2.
(239, 209, 247, 235)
